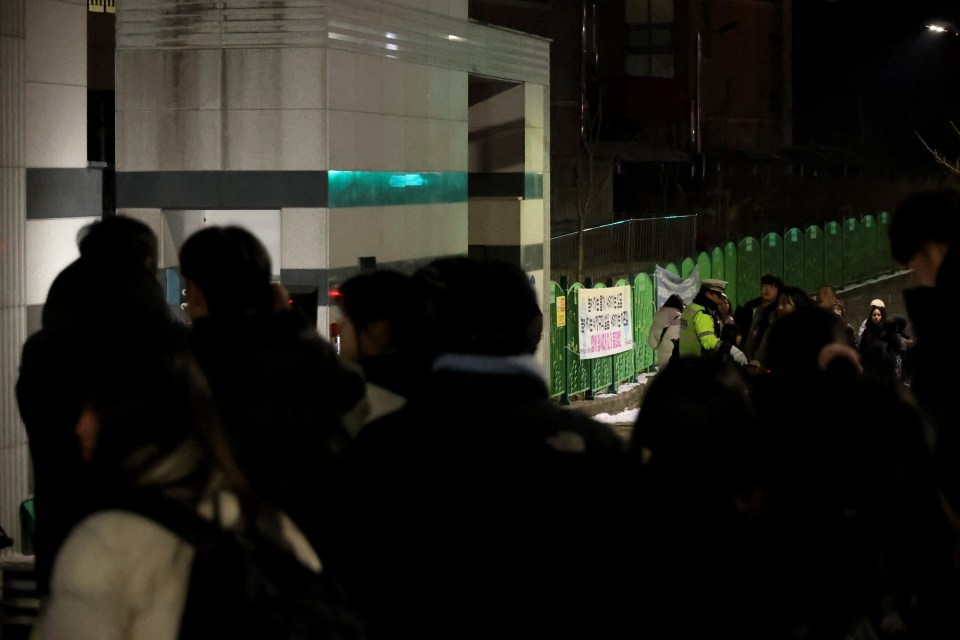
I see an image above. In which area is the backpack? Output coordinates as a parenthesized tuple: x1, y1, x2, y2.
(121, 495, 366, 640)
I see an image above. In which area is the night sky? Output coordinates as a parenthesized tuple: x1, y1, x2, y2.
(793, 0, 960, 173)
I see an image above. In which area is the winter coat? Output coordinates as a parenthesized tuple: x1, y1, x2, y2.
(190, 310, 366, 555)
(16, 261, 177, 594)
(40, 507, 195, 640)
(679, 299, 721, 356)
(37, 444, 320, 640)
(906, 251, 960, 526)
(647, 306, 682, 367)
(857, 319, 899, 381)
(330, 354, 629, 639)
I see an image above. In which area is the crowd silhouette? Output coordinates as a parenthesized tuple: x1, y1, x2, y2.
(9, 186, 960, 639)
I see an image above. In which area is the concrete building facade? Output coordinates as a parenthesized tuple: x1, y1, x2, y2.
(0, 0, 550, 552)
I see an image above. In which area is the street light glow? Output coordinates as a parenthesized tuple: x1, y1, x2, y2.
(927, 25, 948, 32)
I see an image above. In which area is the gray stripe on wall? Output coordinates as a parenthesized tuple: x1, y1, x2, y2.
(468, 243, 544, 272)
(467, 173, 544, 200)
(117, 171, 329, 209)
(26, 168, 104, 219)
(281, 253, 467, 306)
(468, 173, 524, 198)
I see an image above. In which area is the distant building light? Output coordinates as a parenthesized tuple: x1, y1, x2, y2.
(447, 34, 463, 41)
(386, 32, 398, 39)
(386, 43, 398, 51)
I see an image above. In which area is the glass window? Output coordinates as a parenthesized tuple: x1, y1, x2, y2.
(624, 0, 674, 77)
(625, 0, 651, 24)
(626, 0, 673, 24)
(651, 0, 673, 23)
(629, 29, 651, 48)
(625, 54, 652, 77)
(650, 54, 674, 78)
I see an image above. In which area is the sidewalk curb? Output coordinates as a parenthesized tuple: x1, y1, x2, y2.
(563, 381, 648, 418)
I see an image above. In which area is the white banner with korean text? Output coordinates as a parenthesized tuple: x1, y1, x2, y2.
(577, 285, 634, 359)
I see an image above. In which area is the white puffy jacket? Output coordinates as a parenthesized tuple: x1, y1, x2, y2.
(647, 305, 683, 368)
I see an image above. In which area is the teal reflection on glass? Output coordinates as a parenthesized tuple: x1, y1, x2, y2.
(388, 174, 425, 188)
(328, 171, 467, 208)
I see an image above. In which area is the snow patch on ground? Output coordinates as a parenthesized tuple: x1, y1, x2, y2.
(595, 378, 652, 399)
(592, 407, 639, 424)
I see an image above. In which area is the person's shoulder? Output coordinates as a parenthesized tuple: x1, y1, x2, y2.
(53, 510, 191, 592)
(68, 510, 187, 554)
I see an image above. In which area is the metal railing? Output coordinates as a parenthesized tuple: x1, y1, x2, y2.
(551, 215, 697, 285)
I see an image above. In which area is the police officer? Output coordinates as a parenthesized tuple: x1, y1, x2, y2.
(679, 279, 748, 364)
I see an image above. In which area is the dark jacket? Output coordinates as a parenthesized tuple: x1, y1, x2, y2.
(16, 260, 175, 593)
(858, 318, 900, 381)
(906, 253, 960, 512)
(743, 301, 777, 362)
(190, 310, 365, 555)
(331, 357, 629, 639)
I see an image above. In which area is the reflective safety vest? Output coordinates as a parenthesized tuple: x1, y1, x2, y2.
(678, 302, 721, 356)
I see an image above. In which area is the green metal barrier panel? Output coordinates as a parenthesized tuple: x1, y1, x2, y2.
(613, 279, 635, 386)
(824, 221, 842, 288)
(666, 263, 680, 277)
(860, 214, 877, 282)
(565, 283, 591, 398)
(783, 228, 804, 288)
(724, 242, 738, 307)
(804, 225, 825, 293)
(589, 283, 614, 395)
(842, 217, 860, 286)
(634, 273, 656, 373)
(681, 257, 696, 279)
(697, 252, 712, 281)
(877, 211, 893, 273)
(548, 281, 566, 399)
(737, 237, 761, 306)
(711, 247, 724, 282)
(761, 232, 784, 282)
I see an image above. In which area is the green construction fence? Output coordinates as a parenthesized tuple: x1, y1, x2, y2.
(548, 213, 899, 402)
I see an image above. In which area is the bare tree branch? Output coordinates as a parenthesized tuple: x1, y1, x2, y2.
(916, 129, 960, 175)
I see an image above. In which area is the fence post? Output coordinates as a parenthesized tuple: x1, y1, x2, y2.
(583, 278, 594, 399)
(549, 281, 567, 403)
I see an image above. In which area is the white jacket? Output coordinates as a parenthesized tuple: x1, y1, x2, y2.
(38, 444, 320, 640)
(647, 306, 683, 368)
